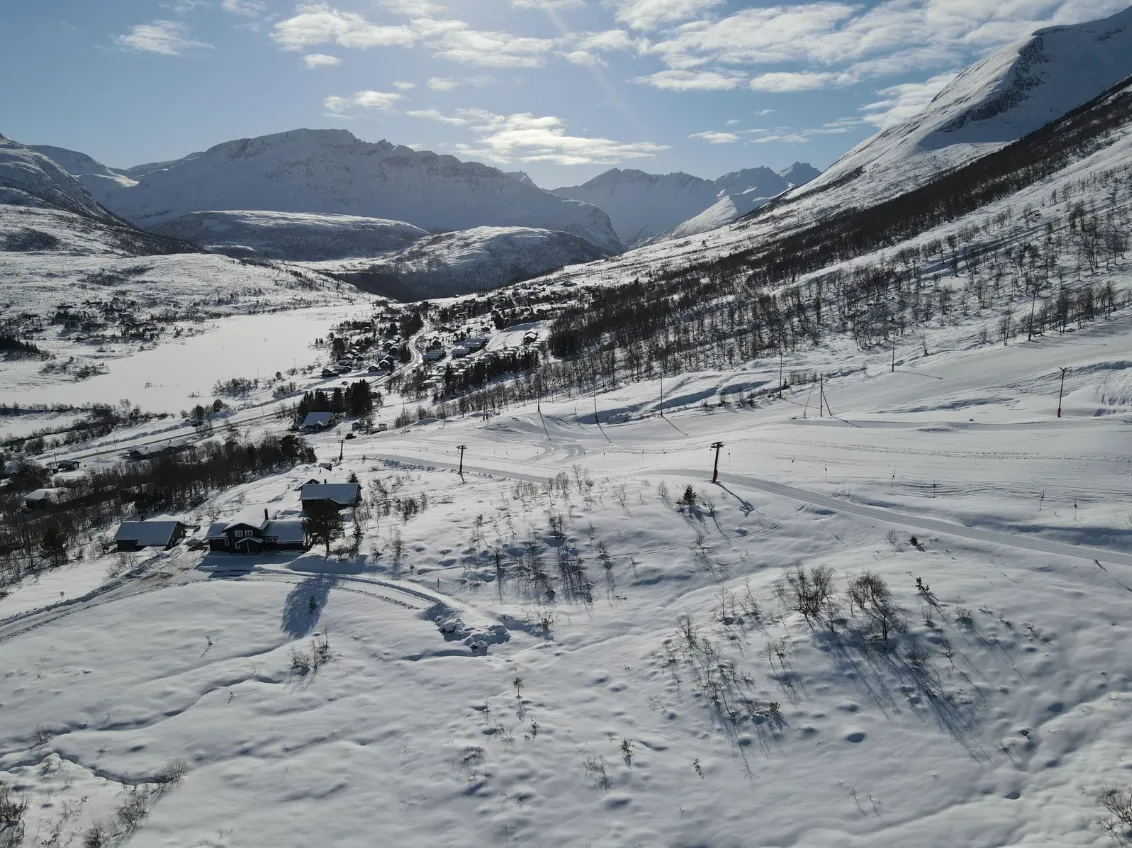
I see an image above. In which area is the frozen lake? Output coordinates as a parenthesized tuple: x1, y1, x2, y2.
(1, 306, 357, 413)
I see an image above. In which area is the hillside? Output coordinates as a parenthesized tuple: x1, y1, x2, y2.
(79, 129, 623, 255)
(151, 210, 429, 261)
(0, 134, 195, 257)
(311, 226, 609, 299)
(27, 144, 137, 200)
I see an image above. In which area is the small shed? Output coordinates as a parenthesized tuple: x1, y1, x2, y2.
(300, 482, 361, 513)
(114, 519, 188, 552)
(56, 459, 81, 472)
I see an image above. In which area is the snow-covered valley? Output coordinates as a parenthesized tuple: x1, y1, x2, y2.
(4, 6, 1132, 845)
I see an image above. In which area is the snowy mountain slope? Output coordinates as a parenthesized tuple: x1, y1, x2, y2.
(118, 152, 203, 179)
(666, 187, 780, 240)
(0, 135, 196, 257)
(150, 210, 429, 261)
(554, 164, 817, 247)
(553, 169, 722, 247)
(309, 225, 610, 299)
(87, 129, 622, 254)
(802, 4, 1132, 206)
(777, 161, 822, 187)
(27, 144, 137, 204)
(0, 135, 119, 223)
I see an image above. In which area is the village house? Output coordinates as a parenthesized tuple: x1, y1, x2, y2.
(24, 488, 68, 511)
(207, 508, 308, 554)
(301, 411, 336, 432)
(114, 518, 190, 552)
(55, 459, 81, 472)
(300, 482, 360, 513)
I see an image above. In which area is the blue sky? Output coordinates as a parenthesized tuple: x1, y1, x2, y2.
(1, 0, 1126, 187)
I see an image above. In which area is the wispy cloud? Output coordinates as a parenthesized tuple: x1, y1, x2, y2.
(116, 20, 211, 55)
(407, 107, 471, 125)
(748, 70, 857, 92)
(324, 90, 406, 115)
(610, 0, 725, 31)
(634, 69, 745, 90)
(393, 80, 417, 90)
(272, 3, 416, 50)
(221, 0, 266, 17)
(689, 131, 740, 143)
(433, 109, 670, 165)
(428, 77, 459, 91)
(303, 52, 341, 67)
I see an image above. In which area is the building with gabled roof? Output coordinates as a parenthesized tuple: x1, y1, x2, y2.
(300, 482, 360, 512)
(114, 518, 189, 552)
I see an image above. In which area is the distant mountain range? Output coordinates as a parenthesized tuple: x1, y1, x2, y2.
(9, 3, 1132, 298)
(553, 163, 819, 247)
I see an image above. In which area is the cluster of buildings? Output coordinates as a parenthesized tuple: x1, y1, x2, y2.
(113, 480, 361, 555)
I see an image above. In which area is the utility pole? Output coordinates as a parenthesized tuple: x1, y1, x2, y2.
(659, 372, 664, 417)
(338, 439, 344, 462)
(778, 350, 784, 396)
(1028, 286, 1038, 342)
(1057, 367, 1067, 418)
(710, 441, 724, 483)
(594, 384, 599, 425)
(457, 444, 467, 475)
(819, 373, 824, 418)
(891, 336, 896, 373)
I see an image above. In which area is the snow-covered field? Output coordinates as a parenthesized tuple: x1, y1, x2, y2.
(1, 305, 362, 413)
(3, 307, 1132, 847)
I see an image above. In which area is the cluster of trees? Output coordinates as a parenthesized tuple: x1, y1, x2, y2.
(0, 433, 315, 585)
(295, 380, 381, 420)
(0, 330, 46, 360)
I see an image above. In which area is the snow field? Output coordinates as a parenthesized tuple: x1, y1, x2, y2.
(4, 309, 1132, 845)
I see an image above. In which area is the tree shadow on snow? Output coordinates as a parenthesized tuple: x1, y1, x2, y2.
(281, 574, 336, 639)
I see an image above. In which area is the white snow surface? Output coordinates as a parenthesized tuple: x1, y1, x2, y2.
(82, 129, 623, 254)
(150, 210, 429, 261)
(4, 311, 1132, 846)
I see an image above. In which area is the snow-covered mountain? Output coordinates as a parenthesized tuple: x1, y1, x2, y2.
(311, 226, 609, 299)
(0, 135, 120, 223)
(801, 4, 1132, 207)
(150, 210, 429, 261)
(27, 144, 137, 200)
(69, 129, 622, 255)
(553, 164, 817, 247)
(777, 162, 822, 188)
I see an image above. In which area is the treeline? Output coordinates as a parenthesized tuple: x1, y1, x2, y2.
(0, 330, 47, 360)
(0, 433, 315, 586)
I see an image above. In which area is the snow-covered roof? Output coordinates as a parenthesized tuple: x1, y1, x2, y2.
(115, 520, 185, 547)
(300, 482, 360, 505)
(25, 487, 67, 502)
(206, 521, 229, 540)
(265, 520, 305, 544)
(302, 411, 334, 428)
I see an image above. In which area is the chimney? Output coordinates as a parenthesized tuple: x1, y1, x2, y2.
(264, 508, 269, 522)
